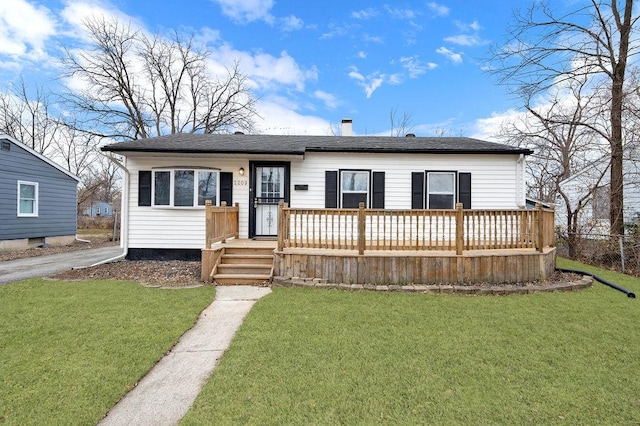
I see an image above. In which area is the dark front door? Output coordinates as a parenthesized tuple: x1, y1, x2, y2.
(249, 162, 290, 238)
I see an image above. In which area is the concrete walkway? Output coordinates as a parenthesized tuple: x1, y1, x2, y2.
(99, 285, 272, 426)
(0, 246, 124, 284)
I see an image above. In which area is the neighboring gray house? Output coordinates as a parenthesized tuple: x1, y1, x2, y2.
(82, 200, 114, 218)
(0, 135, 80, 250)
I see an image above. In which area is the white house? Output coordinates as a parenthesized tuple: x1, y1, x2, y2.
(102, 132, 533, 260)
(556, 155, 640, 235)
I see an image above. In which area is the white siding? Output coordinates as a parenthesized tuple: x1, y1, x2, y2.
(125, 152, 523, 249)
(289, 152, 522, 209)
(126, 155, 250, 249)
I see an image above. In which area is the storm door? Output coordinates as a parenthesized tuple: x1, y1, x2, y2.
(249, 162, 290, 237)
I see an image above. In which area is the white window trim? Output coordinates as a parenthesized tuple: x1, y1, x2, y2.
(17, 180, 39, 217)
(426, 171, 456, 209)
(340, 170, 370, 208)
(151, 168, 220, 208)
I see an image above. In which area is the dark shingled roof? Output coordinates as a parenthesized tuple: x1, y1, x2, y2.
(101, 133, 533, 155)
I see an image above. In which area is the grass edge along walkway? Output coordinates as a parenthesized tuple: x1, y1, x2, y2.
(0, 278, 215, 425)
(184, 258, 640, 425)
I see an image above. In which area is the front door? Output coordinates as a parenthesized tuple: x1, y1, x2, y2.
(249, 162, 290, 238)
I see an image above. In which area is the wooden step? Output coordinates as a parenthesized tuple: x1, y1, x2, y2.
(211, 242, 275, 285)
(221, 254, 274, 264)
(216, 264, 272, 275)
(213, 273, 272, 285)
(224, 247, 274, 256)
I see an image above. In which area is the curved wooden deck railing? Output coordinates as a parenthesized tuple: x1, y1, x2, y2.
(278, 202, 554, 255)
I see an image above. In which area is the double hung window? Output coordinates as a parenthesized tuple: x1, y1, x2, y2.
(341, 170, 369, 208)
(18, 181, 38, 217)
(426, 172, 456, 209)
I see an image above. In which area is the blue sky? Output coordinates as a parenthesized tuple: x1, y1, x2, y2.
(0, 0, 539, 139)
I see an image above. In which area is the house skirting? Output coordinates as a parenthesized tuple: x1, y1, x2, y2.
(0, 234, 76, 251)
(274, 247, 556, 285)
(127, 248, 202, 261)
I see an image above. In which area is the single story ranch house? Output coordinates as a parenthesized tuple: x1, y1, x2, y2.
(103, 130, 556, 285)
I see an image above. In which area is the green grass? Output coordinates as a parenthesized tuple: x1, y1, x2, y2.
(184, 260, 640, 425)
(0, 279, 215, 425)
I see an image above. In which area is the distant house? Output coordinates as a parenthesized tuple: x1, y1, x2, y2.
(0, 135, 80, 250)
(82, 201, 114, 218)
(556, 155, 640, 235)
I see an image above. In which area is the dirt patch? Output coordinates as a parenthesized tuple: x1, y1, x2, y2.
(51, 260, 202, 287)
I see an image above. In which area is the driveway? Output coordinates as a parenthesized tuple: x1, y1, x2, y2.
(0, 246, 124, 285)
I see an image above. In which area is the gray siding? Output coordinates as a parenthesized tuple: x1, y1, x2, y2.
(0, 140, 78, 240)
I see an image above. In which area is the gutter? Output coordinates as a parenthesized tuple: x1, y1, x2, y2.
(516, 154, 525, 208)
(87, 155, 130, 267)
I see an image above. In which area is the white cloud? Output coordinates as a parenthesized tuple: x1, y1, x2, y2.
(212, 45, 314, 92)
(194, 27, 222, 46)
(314, 90, 339, 109)
(254, 99, 334, 135)
(61, 0, 146, 41)
(436, 46, 463, 64)
(356, 51, 367, 59)
(388, 73, 404, 84)
(400, 56, 437, 78)
(320, 23, 350, 40)
(455, 20, 481, 32)
(280, 15, 303, 32)
(348, 67, 365, 81)
(444, 34, 485, 46)
(210, 0, 274, 24)
(348, 66, 384, 98)
(363, 34, 384, 44)
(446, 20, 487, 46)
(352, 8, 379, 20)
(384, 6, 415, 20)
(427, 2, 450, 17)
(0, 0, 56, 59)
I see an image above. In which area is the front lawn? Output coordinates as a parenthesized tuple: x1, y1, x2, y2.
(0, 279, 215, 425)
(184, 259, 640, 424)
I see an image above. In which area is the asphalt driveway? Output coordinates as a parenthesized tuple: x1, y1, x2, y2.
(0, 246, 124, 285)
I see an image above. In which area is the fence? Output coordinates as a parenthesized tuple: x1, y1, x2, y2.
(204, 201, 239, 248)
(556, 232, 640, 276)
(278, 202, 554, 255)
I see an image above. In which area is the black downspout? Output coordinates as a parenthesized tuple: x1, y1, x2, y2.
(556, 268, 636, 298)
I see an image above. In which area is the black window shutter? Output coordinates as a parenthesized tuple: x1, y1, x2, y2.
(325, 171, 338, 208)
(138, 171, 151, 206)
(458, 172, 471, 209)
(372, 171, 385, 208)
(220, 172, 233, 206)
(411, 172, 424, 209)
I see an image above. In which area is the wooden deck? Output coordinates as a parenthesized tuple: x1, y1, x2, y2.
(274, 246, 556, 285)
(202, 204, 556, 285)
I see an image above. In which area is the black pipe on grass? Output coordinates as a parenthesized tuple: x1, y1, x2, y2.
(556, 268, 636, 298)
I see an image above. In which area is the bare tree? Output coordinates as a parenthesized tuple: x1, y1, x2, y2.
(389, 107, 414, 136)
(490, 0, 639, 235)
(60, 16, 257, 141)
(0, 79, 61, 154)
(496, 80, 608, 255)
